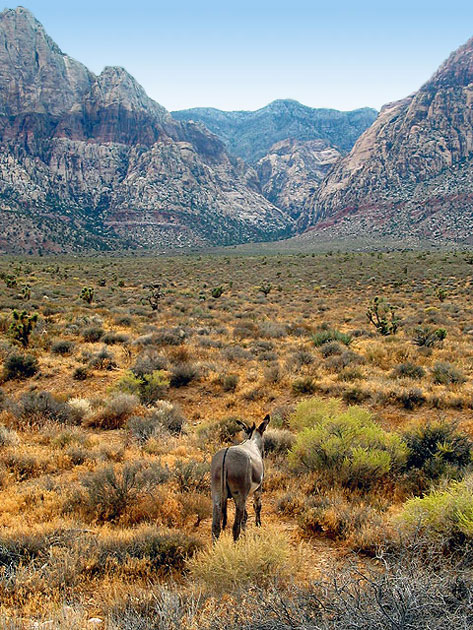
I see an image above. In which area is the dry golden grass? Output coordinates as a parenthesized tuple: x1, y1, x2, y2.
(0, 250, 472, 622)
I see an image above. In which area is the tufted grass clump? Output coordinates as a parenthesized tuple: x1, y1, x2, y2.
(187, 527, 306, 594)
(289, 400, 407, 488)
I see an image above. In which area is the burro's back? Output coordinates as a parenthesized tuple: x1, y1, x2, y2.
(210, 415, 270, 541)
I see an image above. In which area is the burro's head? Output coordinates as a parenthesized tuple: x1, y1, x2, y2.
(236, 414, 270, 454)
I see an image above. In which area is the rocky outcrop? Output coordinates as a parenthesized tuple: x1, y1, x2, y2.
(172, 100, 377, 163)
(309, 36, 473, 243)
(256, 139, 340, 223)
(0, 8, 292, 253)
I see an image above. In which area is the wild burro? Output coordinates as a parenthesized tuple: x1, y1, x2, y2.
(211, 415, 270, 541)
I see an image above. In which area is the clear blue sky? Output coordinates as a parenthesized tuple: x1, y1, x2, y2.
(10, 1, 473, 112)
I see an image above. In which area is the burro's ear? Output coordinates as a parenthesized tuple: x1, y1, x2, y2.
(257, 414, 270, 434)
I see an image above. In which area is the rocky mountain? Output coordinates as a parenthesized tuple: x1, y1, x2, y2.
(256, 139, 341, 223)
(0, 7, 292, 253)
(172, 100, 378, 163)
(309, 36, 473, 244)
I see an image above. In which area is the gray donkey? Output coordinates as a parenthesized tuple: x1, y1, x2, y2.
(211, 414, 270, 541)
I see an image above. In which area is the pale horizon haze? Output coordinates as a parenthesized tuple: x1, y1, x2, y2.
(5, 1, 473, 113)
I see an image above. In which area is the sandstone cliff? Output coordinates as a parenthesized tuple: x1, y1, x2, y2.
(0, 7, 292, 253)
(310, 36, 473, 244)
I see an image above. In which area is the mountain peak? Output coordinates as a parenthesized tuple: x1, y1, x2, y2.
(425, 35, 473, 89)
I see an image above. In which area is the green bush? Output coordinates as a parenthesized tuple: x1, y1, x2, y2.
(313, 329, 352, 347)
(288, 401, 407, 488)
(116, 370, 170, 405)
(398, 475, 473, 546)
(402, 420, 472, 480)
(3, 352, 38, 380)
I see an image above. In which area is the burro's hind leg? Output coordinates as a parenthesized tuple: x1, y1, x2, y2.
(212, 498, 222, 541)
(222, 497, 228, 530)
(232, 494, 246, 541)
(253, 486, 262, 527)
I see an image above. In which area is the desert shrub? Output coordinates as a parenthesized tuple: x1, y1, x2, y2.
(187, 527, 305, 594)
(325, 350, 363, 371)
(288, 397, 342, 431)
(3, 352, 38, 380)
(312, 328, 352, 347)
(392, 362, 426, 379)
(169, 362, 200, 387)
(50, 339, 75, 355)
(73, 366, 88, 381)
(319, 341, 343, 357)
(432, 362, 466, 385)
(397, 388, 426, 410)
(233, 321, 258, 340)
(218, 372, 239, 392)
(128, 402, 185, 442)
(288, 349, 314, 368)
(88, 346, 116, 369)
(196, 417, 244, 445)
(172, 459, 210, 493)
(179, 492, 213, 527)
(101, 332, 129, 345)
(82, 325, 104, 342)
(153, 327, 187, 346)
(0, 424, 18, 447)
(413, 326, 447, 347)
(402, 420, 472, 480)
(263, 428, 295, 455)
(96, 527, 202, 574)
(81, 461, 170, 522)
(221, 345, 252, 362)
(67, 397, 93, 422)
(289, 403, 407, 488)
(398, 475, 473, 547)
(342, 386, 371, 405)
(291, 376, 316, 394)
(132, 352, 169, 378)
(115, 315, 132, 326)
(337, 367, 364, 382)
(258, 322, 286, 339)
(299, 493, 384, 550)
(115, 370, 169, 405)
(86, 393, 138, 429)
(263, 363, 281, 384)
(15, 391, 80, 426)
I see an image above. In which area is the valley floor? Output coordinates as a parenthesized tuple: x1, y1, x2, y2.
(0, 250, 472, 627)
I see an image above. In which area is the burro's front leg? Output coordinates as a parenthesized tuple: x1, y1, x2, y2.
(253, 486, 262, 527)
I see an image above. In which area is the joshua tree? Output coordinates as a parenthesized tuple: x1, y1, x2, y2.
(142, 283, 163, 311)
(9, 310, 38, 347)
(80, 287, 94, 304)
(367, 296, 400, 336)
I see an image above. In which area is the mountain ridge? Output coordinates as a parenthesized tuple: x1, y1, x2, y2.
(0, 6, 293, 253)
